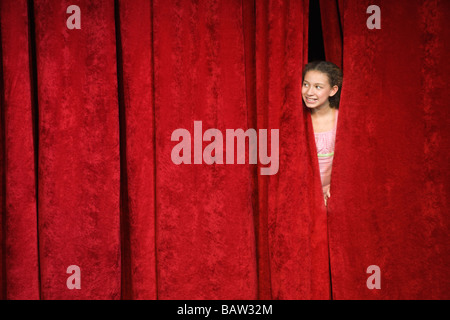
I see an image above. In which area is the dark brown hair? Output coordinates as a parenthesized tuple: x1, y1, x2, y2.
(302, 61, 343, 109)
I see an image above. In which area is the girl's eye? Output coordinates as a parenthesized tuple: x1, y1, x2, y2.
(303, 83, 308, 87)
(316, 86, 322, 89)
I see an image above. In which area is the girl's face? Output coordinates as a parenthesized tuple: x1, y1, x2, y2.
(302, 70, 338, 110)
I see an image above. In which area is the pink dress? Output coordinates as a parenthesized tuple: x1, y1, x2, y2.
(314, 109, 339, 195)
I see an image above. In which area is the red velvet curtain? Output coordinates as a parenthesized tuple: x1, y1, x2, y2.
(1, 0, 449, 301)
(322, 0, 450, 299)
(1, 0, 331, 300)
(319, 0, 342, 68)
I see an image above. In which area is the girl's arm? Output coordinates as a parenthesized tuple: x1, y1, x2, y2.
(324, 187, 331, 206)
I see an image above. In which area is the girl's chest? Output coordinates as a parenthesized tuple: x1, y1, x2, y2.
(312, 116, 335, 133)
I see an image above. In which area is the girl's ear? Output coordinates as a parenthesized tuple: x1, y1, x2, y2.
(329, 85, 339, 97)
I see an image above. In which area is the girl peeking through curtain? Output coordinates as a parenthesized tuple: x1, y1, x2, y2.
(302, 61, 343, 207)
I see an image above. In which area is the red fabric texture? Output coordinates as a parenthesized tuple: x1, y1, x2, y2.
(116, 0, 157, 300)
(152, 0, 259, 299)
(34, 0, 121, 299)
(0, 0, 449, 300)
(327, 0, 450, 299)
(319, 0, 342, 68)
(1, 0, 321, 300)
(0, 0, 40, 299)
(253, 0, 330, 300)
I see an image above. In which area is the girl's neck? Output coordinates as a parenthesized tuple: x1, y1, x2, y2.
(311, 104, 335, 118)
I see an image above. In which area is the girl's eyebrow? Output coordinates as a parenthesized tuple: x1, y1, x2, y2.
(303, 80, 325, 86)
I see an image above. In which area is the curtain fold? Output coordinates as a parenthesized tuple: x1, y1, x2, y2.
(327, 0, 450, 299)
(318, 0, 342, 68)
(152, 0, 259, 299)
(254, 0, 329, 300)
(0, 0, 40, 300)
(33, 0, 121, 299)
(116, 0, 157, 300)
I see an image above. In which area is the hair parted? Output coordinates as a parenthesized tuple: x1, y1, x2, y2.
(302, 61, 343, 109)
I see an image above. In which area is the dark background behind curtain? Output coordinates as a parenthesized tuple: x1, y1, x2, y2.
(1, 0, 449, 300)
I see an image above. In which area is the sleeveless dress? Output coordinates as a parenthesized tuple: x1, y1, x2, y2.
(314, 109, 339, 196)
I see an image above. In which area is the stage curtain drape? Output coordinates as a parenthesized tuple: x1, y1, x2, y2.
(1, 0, 332, 300)
(318, 0, 343, 68)
(253, 0, 329, 300)
(323, 0, 450, 299)
(2, 0, 448, 301)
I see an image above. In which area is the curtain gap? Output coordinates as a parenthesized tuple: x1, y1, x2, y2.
(335, 0, 343, 69)
(308, 0, 334, 300)
(114, 0, 132, 300)
(335, 0, 343, 46)
(307, 0, 325, 62)
(26, 0, 42, 300)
